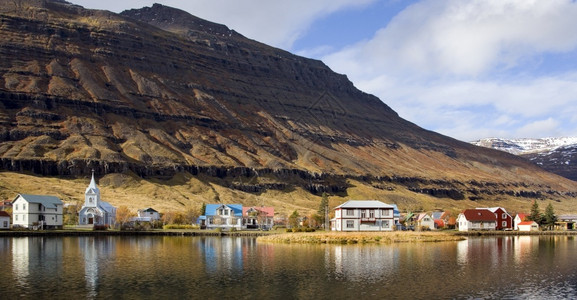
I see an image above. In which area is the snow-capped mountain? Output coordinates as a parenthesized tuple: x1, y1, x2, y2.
(472, 137, 577, 181)
(471, 137, 577, 155)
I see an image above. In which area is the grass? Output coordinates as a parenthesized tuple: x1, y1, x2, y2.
(257, 231, 466, 244)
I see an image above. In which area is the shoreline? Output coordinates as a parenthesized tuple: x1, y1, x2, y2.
(1, 229, 576, 239)
(0, 229, 271, 237)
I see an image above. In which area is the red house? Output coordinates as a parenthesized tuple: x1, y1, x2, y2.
(478, 207, 512, 230)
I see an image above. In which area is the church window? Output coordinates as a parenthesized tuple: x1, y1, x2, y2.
(89, 197, 93, 203)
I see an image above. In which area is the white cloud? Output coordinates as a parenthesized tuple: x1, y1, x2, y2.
(71, 0, 375, 49)
(326, 0, 577, 78)
(323, 0, 577, 141)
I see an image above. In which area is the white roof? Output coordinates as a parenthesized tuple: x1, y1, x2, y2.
(335, 200, 394, 209)
(478, 207, 508, 214)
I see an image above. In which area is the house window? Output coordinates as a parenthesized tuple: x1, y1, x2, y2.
(369, 210, 375, 218)
(502, 221, 507, 227)
(361, 210, 366, 218)
(15, 204, 18, 211)
(502, 213, 506, 219)
(15, 215, 18, 221)
(2, 221, 7, 227)
(383, 220, 390, 228)
(346, 209, 354, 216)
(23, 203, 26, 210)
(346, 220, 354, 228)
(383, 209, 390, 216)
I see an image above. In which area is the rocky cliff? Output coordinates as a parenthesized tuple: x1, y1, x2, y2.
(0, 1, 575, 211)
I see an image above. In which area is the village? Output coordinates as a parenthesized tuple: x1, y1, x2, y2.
(0, 172, 574, 234)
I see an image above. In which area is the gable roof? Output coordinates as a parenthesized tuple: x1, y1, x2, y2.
(518, 221, 538, 226)
(461, 209, 497, 222)
(140, 207, 158, 213)
(0, 211, 10, 218)
(335, 200, 394, 209)
(478, 207, 509, 215)
(204, 204, 243, 216)
(243, 206, 274, 217)
(417, 213, 431, 221)
(516, 213, 529, 221)
(14, 194, 62, 208)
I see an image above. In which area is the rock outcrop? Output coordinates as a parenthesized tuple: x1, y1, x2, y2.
(0, 0, 575, 205)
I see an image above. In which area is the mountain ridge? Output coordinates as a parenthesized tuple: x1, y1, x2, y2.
(0, 0, 575, 213)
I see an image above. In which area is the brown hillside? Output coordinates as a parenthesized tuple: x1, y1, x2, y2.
(0, 1, 575, 214)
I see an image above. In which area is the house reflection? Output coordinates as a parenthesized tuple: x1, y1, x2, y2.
(200, 237, 245, 273)
(331, 245, 399, 282)
(11, 237, 63, 286)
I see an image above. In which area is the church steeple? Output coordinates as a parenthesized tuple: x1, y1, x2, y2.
(84, 169, 100, 207)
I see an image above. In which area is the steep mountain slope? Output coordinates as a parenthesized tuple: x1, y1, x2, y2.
(473, 137, 577, 181)
(0, 1, 575, 213)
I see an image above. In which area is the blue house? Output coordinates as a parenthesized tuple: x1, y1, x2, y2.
(199, 204, 243, 230)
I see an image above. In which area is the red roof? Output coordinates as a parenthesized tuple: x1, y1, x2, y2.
(434, 219, 445, 227)
(0, 211, 10, 217)
(518, 221, 537, 226)
(461, 209, 497, 221)
(243, 206, 274, 217)
(516, 213, 529, 221)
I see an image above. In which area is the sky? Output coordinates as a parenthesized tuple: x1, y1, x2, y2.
(71, 0, 577, 142)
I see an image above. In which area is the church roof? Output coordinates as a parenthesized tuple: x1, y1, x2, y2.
(98, 200, 115, 214)
(85, 171, 100, 195)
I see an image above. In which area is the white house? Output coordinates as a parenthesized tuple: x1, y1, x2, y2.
(331, 200, 395, 231)
(78, 171, 116, 227)
(514, 213, 529, 230)
(457, 209, 497, 231)
(12, 194, 63, 229)
(0, 211, 10, 229)
(134, 207, 161, 222)
(416, 213, 435, 230)
(518, 221, 539, 232)
(199, 204, 243, 230)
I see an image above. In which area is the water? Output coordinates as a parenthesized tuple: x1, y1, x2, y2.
(1, 235, 577, 299)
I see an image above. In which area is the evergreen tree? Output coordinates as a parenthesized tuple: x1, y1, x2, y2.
(544, 203, 557, 230)
(288, 210, 300, 228)
(318, 193, 328, 228)
(528, 200, 543, 225)
(201, 202, 206, 216)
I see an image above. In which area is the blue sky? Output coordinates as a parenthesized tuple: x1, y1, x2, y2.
(72, 0, 577, 142)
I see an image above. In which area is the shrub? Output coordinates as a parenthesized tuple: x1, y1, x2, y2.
(305, 227, 316, 232)
(163, 224, 198, 230)
(230, 227, 237, 232)
(285, 228, 293, 233)
(93, 225, 108, 231)
(214, 227, 222, 233)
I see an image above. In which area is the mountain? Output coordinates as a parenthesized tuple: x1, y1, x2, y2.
(0, 1, 576, 214)
(473, 137, 577, 181)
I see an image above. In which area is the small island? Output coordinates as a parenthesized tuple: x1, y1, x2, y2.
(257, 231, 465, 244)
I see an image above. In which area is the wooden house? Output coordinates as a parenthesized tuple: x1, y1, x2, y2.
(457, 209, 497, 231)
(331, 200, 395, 231)
(518, 221, 539, 231)
(12, 194, 63, 229)
(0, 211, 10, 229)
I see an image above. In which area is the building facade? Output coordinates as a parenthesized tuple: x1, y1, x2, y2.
(0, 211, 10, 229)
(78, 172, 116, 227)
(457, 209, 497, 231)
(12, 194, 63, 229)
(331, 200, 395, 231)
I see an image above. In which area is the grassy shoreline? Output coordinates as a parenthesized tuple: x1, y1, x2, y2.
(257, 231, 466, 244)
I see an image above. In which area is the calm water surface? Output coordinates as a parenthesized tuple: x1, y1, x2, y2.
(1, 235, 576, 299)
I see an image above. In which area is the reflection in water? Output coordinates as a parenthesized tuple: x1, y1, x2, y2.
(1, 235, 577, 299)
(331, 245, 398, 282)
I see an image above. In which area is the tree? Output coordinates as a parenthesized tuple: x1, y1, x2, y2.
(116, 206, 135, 229)
(528, 200, 543, 225)
(318, 193, 329, 229)
(288, 210, 300, 228)
(201, 203, 206, 216)
(543, 203, 557, 230)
